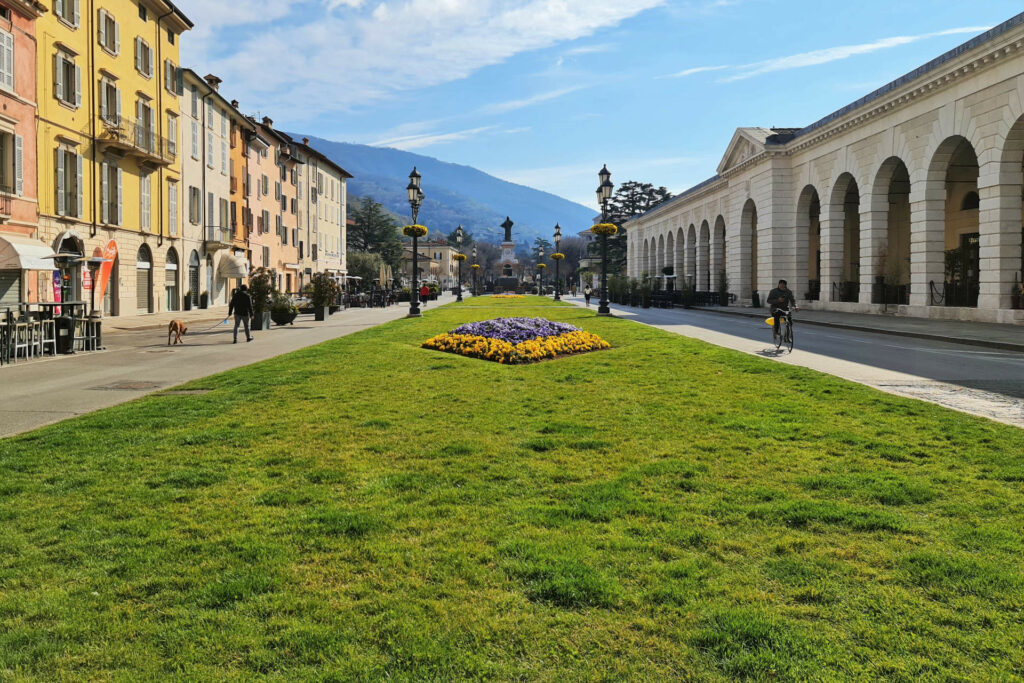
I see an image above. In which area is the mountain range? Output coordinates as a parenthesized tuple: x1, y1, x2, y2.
(295, 135, 597, 245)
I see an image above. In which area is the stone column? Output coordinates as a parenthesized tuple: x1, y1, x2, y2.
(818, 210, 843, 303)
(908, 182, 945, 307)
(978, 166, 1022, 311)
(859, 207, 888, 304)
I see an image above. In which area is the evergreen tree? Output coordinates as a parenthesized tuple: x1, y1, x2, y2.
(348, 197, 403, 269)
(589, 181, 673, 275)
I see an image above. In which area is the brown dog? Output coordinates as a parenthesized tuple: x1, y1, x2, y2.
(168, 319, 188, 345)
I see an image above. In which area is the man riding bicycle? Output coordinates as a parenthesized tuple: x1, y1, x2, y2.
(767, 279, 798, 327)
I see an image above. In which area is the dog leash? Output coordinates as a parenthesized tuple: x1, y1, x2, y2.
(193, 317, 230, 334)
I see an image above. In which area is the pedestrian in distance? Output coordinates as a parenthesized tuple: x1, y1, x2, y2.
(584, 285, 593, 307)
(419, 284, 430, 307)
(228, 284, 254, 343)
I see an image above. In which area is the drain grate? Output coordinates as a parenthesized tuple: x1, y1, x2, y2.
(91, 381, 165, 391)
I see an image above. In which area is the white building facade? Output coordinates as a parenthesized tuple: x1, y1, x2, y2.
(291, 137, 350, 287)
(626, 14, 1024, 324)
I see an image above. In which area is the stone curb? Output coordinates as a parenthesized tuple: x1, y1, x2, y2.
(690, 306, 1024, 353)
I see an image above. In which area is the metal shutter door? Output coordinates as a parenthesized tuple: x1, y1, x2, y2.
(136, 264, 150, 313)
(0, 270, 19, 308)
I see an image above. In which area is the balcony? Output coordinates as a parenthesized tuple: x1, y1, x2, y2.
(230, 177, 238, 193)
(205, 225, 233, 251)
(0, 186, 12, 221)
(98, 115, 175, 166)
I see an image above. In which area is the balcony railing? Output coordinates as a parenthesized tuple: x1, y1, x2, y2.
(99, 115, 176, 165)
(0, 185, 12, 218)
(230, 177, 238, 193)
(205, 226, 232, 247)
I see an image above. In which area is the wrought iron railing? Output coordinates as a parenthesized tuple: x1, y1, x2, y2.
(206, 226, 232, 244)
(930, 279, 978, 307)
(832, 281, 859, 303)
(99, 115, 176, 164)
(0, 185, 12, 217)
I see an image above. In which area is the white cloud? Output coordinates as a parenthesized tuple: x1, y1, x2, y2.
(371, 126, 498, 150)
(564, 43, 615, 56)
(178, 0, 665, 121)
(663, 26, 991, 84)
(479, 86, 587, 115)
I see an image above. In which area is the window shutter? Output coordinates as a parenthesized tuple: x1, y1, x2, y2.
(98, 9, 106, 47)
(54, 53, 63, 101)
(176, 67, 183, 96)
(116, 167, 123, 225)
(134, 38, 140, 72)
(140, 173, 149, 230)
(100, 161, 109, 223)
(14, 134, 22, 196)
(0, 31, 12, 91)
(115, 85, 121, 120)
(56, 0, 64, 18)
(73, 0, 80, 26)
(99, 81, 107, 120)
(114, 20, 120, 54)
(76, 153, 83, 217)
(56, 149, 65, 216)
(74, 64, 81, 107)
(169, 183, 177, 236)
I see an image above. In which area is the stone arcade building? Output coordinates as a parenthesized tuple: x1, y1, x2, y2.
(626, 14, 1024, 323)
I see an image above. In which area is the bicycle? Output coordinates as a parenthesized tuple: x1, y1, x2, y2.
(772, 308, 794, 352)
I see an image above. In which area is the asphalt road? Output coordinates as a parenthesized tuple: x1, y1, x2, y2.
(566, 297, 1024, 427)
(0, 302, 431, 438)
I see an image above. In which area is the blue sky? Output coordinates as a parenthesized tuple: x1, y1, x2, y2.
(177, 0, 1023, 209)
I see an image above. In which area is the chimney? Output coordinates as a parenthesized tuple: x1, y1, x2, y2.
(262, 116, 273, 128)
(230, 99, 239, 108)
(204, 74, 222, 90)
(303, 137, 309, 145)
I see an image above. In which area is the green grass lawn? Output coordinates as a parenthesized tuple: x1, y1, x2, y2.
(2, 297, 1022, 680)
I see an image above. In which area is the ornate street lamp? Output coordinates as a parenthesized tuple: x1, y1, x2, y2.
(595, 164, 615, 316)
(455, 225, 464, 302)
(551, 223, 563, 301)
(405, 167, 425, 317)
(471, 246, 479, 296)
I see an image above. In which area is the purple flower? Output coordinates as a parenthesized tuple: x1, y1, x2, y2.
(449, 317, 580, 344)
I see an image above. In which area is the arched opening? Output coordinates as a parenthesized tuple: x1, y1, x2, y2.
(686, 224, 697, 289)
(871, 157, 911, 305)
(713, 215, 727, 296)
(188, 250, 200, 306)
(698, 221, 710, 291)
(165, 248, 179, 312)
(933, 137, 980, 307)
(136, 244, 153, 314)
(740, 199, 758, 303)
(795, 185, 821, 301)
(997, 116, 1024, 311)
(656, 233, 665, 287)
(664, 231, 675, 290)
(827, 173, 860, 302)
(642, 239, 650, 277)
(674, 226, 685, 282)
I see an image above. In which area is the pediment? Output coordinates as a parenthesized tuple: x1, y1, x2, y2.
(716, 129, 769, 174)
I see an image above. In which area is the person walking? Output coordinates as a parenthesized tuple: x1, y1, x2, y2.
(419, 284, 430, 308)
(228, 284, 254, 343)
(583, 285, 593, 307)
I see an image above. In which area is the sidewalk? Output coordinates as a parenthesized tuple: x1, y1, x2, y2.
(103, 305, 231, 331)
(691, 305, 1024, 353)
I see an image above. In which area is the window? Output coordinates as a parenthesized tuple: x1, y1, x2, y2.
(207, 131, 213, 167)
(219, 198, 228, 229)
(97, 9, 119, 54)
(164, 59, 177, 94)
(190, 84, 197, 117)
(138, 3, 146, 21)
(168, 182, 178, 236)
(139, 171, 151, 231)
(99, 77, 120, 125)
(0, 7, 8, 20)
(262, 246, 269, 267)
(261, 209, 269, 234)
(55, 0, 80, 26)
(188, 185, 200, 224)
(54, 51, 81, 107)
(297, 179, 302, 200)
(55, 147, 82, 217)
(220, 109, 226, 136)
(190, 120, 198, 159)
(207, 105, 212, 128)
(0, 29, 13, 92)
(167, 28, 174, 44)
(220, 140, 226, 175)
(136, 98, 154, 152)
(0, 131, 24, 196)
(261, 175, 268, 195)
(134, 38, 153, 78)
(99, 159, 121, 225)
(274, 181, 281, 200)
(207, 192, 213, 228)
(167, 113, 177, 156)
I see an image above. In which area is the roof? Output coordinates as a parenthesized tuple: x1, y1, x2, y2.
(182, 69, 256, 132)
(294, 139, 353, 179)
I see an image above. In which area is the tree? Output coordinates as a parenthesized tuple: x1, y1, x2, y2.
(447, 229, 474, 249)
(346, 251, 383, 288)
(349, 197, 402, 260)
(589, 180, 674, 275)
(533, 237, 553, 260)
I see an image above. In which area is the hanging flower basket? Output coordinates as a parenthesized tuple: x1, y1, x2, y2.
(551, 253, 565, 261)
(453, 253, 467, 261)
(536, 263, 547, 269)
(402, 224, 428, 238)
(591, 223, 618, 236)
(471, 264, 481, 270)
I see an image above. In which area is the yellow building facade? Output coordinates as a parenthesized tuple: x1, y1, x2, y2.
(35, 0, 190, 316)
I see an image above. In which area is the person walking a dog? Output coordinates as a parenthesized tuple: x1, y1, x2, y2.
(228, 284, 254, 343)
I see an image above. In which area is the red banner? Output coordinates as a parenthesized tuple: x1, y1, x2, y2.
(94, 240, 118, 304)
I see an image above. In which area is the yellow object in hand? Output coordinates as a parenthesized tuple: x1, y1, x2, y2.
(765, 317, 775, 326)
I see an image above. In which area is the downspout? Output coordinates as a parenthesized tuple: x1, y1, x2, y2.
(201, 85, 212, 255)
(88, 0, 97, 239)
(156, 5, 174, 249)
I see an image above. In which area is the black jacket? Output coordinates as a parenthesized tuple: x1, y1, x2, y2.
(767, 287, 796, 312)
(229, 290, 254, 317)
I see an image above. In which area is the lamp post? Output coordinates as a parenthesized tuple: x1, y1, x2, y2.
(537, 245, 544, 294)
(596, 164, 614, 316)
(455, 224, 464, 302)
(406, 167, 424, 317)
(472, 246, 478, 296)
(552, 223, 562, 301)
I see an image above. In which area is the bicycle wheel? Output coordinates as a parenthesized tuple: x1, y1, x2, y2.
(785, 320, 794, 352)
(773, 319, 782, 350)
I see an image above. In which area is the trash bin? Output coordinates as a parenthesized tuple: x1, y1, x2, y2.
(55, 315, 74, 354)
(751, 290, 760, 308)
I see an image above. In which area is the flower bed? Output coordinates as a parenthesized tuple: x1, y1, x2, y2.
(422, 317, 610, 364)
(492, 294, 525, 299)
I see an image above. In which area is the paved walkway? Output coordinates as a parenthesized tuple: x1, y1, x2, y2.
(692, 304, 1024, 352)
(0, 297, 452, 438)
(566, 297, 1024, 428)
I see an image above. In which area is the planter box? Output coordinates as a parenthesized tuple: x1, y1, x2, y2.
(315, 306, 329, 321)
(183, 298, 192, 311)
(329, 305, 340, 314)
(252, 312, 271, 330)
(199, 294, 209, 309)
(272, 309, 297, 326)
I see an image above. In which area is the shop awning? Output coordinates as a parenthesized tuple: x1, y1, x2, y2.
(217, 254, 249, 278)
(0, 234, 58, 270)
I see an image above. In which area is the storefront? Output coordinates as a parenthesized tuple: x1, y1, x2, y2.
(0, 233, 57, 307)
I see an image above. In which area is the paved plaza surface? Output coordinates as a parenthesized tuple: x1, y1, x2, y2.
(0, 296, 454, 438)
(566, 297, 1024, 427)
